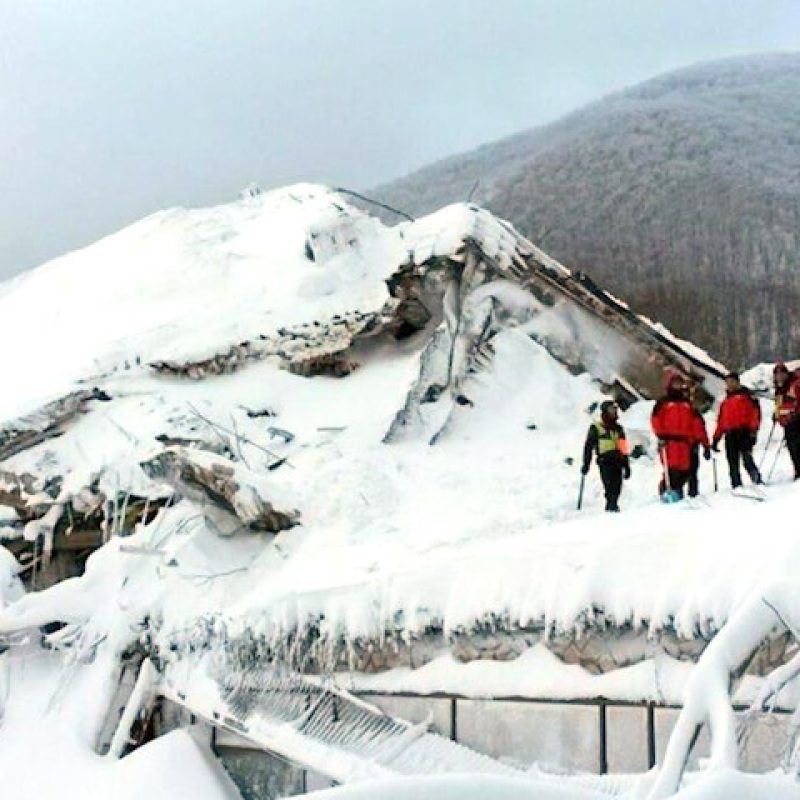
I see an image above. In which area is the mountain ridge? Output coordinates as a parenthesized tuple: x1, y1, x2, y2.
(376, 52, 800, 366)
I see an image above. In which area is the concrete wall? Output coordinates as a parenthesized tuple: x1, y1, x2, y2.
(458, 699, 599, 772)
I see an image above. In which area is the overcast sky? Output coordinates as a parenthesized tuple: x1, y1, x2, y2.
(2, 1, 800, 279)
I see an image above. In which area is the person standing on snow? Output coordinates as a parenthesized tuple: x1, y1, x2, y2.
(651, 371, 695, 500)
(712, 372, 763, 488)
(581, 400, 631, 512)
(687, 392, 711, 498)
(773, 362, 800, 480)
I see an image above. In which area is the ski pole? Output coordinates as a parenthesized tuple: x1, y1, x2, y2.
(767, 439, 786, 482)
(758, 421, 776, 470)
(659, 443, 675, 499)
(712, 457, 718, 492)
(577, 473, 586, 511)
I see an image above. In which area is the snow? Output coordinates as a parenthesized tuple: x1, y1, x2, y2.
(0, 184, 798, 797)
(304, 773, 605, 799)
(217, 472, 800, 652)
(339, 648, 695, 705)
(0, 546, 22, 610)
(0, 183, 402, 422)
(0, 646, 239, 799)
(669, 769, 800, 799)
(303, 770, 800, 800)
(5, 323, 782, 662)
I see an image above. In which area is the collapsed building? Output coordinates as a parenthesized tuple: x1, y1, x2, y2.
(2, 185, 796, 796)
(0, 191, 725, 583)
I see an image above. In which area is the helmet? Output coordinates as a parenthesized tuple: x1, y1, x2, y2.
(774, 362, 789, 375)
(600, 400, 617, 415)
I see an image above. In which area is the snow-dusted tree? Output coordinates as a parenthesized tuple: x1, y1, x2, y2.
(648, 580, 800, 798)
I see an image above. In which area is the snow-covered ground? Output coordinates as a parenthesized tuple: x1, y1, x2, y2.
(304, 771, 800, 800)
(0, 184, 798, 798)
(0, 645, 239, 799)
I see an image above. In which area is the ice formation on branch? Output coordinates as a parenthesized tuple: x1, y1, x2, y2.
(649, 581, 800, 797)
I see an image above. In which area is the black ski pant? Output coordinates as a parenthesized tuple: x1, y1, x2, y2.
(785, 419, 800, 479)
(724, 427, 761, 488)
(598, 459, 624, 512)
(688, 446, 700, 497)
(659, 469, 689, 499)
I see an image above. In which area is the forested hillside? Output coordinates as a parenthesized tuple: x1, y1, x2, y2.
(376, 54, 800, 366)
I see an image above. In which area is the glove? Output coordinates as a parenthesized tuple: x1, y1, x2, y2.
(580, 464, 590, 476)
(623, 464, 631, 480)
(703, 447, 711, 461)
(711, 440, 720, 452)
(750, 433, 757, 448)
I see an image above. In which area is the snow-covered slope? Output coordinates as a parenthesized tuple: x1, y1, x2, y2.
(0, 184, 404, 421)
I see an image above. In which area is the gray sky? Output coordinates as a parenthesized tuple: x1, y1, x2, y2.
(2, 1, 800, 279)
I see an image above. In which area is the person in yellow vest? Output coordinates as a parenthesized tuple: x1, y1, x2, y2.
(581, 400, 631, 512)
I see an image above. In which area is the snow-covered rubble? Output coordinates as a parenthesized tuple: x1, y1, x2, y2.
(0, 183, 728, 588)
(0, 183, 798, 798)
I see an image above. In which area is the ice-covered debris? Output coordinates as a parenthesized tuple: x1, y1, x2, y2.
(22, 502, 64, 564)
(0, 469, 40, 513)
(396, 203, 538, 272)
(149, 305, 391, 380)
(0, 387, 108, 456)
(0, 546, 23, 610)
(162, 656, 520, 784)
(140, 446, 300, 533)
(381, 202, 727, 444)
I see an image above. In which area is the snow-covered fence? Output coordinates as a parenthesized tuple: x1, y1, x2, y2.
(158, 659, 519, 785)
(354, 691, 793, 777)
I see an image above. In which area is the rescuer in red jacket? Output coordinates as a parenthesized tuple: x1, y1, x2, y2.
(651, 371, 696, 499)
(773, 362, 800, 480)
(712, 372, 762, 488)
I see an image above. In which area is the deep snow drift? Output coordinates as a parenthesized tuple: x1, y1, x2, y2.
(0, 184, 798, 799)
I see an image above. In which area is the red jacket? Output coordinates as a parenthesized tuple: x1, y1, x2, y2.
(713, 388, 761, 441)
(651, 394, 696, 470)
(775, 374, 800, 428)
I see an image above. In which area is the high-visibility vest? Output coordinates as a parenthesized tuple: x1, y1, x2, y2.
(594, 422, 629, 456)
